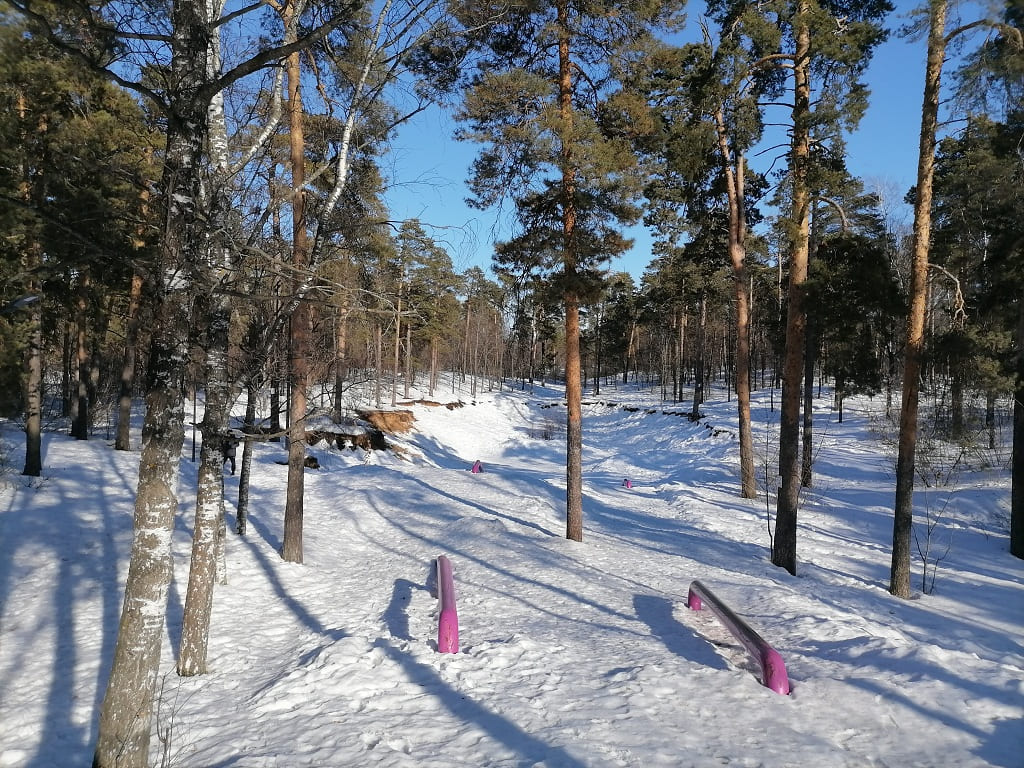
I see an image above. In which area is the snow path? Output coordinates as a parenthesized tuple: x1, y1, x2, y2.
(0, 384, 1021, 767)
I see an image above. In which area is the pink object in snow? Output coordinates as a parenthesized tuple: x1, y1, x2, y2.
(436, 555, 459, 653)
(471, 460, 483, 473)
(687, 580, 790, 695)
(622, 478, 632, 488)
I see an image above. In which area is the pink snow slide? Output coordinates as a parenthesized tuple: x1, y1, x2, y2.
(687, 580, 790, 695)
(436, 555, 459, 653)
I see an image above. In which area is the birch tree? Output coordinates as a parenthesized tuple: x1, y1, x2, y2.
(3, 3, 354, 763)
(177, 0, 241, 676)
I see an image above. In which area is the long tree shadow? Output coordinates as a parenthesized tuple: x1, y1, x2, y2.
(374, 636, 590, 767)
(0, 433, 138, 768)
(404, 471, 560, 538)
(234, 512, 346, 640)
(371, 496, 643, 630)
(974, 715, 1024, 768)
(633, 593, 728, 672)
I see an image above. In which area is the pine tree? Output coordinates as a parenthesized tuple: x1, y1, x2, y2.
(456, 0, 685, 541)
(951, 8, 1023, 558)
(620, 31, 767, 497)
(282, 0, 312, 565)
(705, 0, 892, 575)
(891, 0, 1021, 594)
(405, 221, 463, 395)
(807, 231, 903, 420)
(0, 19, 154, 475)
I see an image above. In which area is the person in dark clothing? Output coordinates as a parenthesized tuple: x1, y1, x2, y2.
(223, 437, 237, 475)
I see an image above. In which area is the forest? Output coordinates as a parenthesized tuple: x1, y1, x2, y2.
(0, 1, 1021, 766)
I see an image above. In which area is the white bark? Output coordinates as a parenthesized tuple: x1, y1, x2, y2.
(178, 0, 236, 675)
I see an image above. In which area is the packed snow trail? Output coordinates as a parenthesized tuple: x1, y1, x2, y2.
(0, 383, 1020, 767)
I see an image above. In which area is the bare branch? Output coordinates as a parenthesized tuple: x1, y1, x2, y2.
(928, 263, 967, 328)
(816, 196, 850, 232)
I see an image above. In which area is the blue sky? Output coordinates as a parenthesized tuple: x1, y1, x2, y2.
(383, 1, 979, 281)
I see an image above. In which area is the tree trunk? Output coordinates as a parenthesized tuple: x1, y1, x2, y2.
(985, 389, 995, 450)
(93, 99, 206, 768)
(334, 303, 348, 419)
(404, 322, 413, 398)
(270, 364, 283, 441)
(178, 11, 233, 674)
(714, 110, 756, 498)
(801, 314, 815, 488)
(566, 292, 584, 542)
(430, 336, 438, 396)
(1010, 290, 1023, 559)
(773, 1, 812, 576)
(558, 0, 583, 542)
(392, 289, 402, 406)
(472, 313, 481, 398)
(17, 87, 43, 476)
(691, 294, 706, 420)
(71, 275, 90, 440)
(236, 381, 258, 535)
(269, 154, 284, 442)
(892, 0, 947, 597)
(22, 276, 43, 477)
(115, 272, 145, 450)
(177, 372, 228, 676)
(678, 310, 687, 402)
(61, 321, 72, 417)
(374, 323, 383, 408)
(282, 14, 308, 564)
(462, 304, 471, 384)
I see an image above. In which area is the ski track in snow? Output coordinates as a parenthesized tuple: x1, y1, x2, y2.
(0, 383, 1021, 767)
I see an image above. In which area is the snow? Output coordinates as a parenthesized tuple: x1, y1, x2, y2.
(1, 379, 1021, 767)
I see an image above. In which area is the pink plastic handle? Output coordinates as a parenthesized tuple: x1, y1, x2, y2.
(437, 556, 459, 653)
(687, 580, 790, 695)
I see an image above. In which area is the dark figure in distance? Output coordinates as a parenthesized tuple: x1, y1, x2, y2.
(223, 437, 237, 475)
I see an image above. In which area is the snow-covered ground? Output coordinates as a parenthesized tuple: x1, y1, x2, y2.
(1, 379, 1021, 767)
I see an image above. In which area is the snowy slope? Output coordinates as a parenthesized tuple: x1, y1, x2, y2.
(0, 381, 1021, 767)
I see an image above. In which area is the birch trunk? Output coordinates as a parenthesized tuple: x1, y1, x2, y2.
(178, 0, 234, 673)
(93, 121, 204, 768)
(92, 0, 210, 758)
